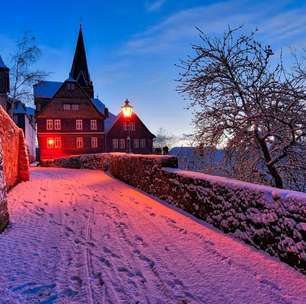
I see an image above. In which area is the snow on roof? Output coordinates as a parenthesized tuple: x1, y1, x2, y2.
(104, 112, 118, 132)
(33, 81, 63, 98)
(92, 98, 106, 115)
(0, 55, 7, 68)
(12, 100, 27, 114)
(26, 106, 35, 116)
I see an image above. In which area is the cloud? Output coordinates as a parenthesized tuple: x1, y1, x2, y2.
(146, 0, 167, 12)
(124, 0, 306, 55)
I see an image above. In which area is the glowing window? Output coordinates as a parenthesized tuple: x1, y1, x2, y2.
(76, 119, 83, 130)
(72, 104, 79, 111)
(54, 138, 62, 149)
(54, 119, 61, 130)
(91, 137, 98, 148)
(90, 120, 97, 130)
(46, 119, 53, 130)
(76, 137, 83, 149)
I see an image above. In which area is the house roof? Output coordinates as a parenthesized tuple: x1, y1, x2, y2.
(92, 98, 106, 114)
(34, 81, 63, 98)
(104, 112, 118, 132)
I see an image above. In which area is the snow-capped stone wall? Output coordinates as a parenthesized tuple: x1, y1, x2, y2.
(0, 141, 9, 231)
(0, 106, 30, 188)
(41, 153, 306, 273)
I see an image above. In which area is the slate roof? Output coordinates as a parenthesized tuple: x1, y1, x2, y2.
(104, 112, 118, 132)
(92, 98, 106, 114)
(33, 81, 63, 98)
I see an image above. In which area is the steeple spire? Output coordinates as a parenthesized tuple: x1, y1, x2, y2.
(70, 26, 91, 87)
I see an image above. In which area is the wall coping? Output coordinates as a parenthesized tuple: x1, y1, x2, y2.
(163, 167, 306, 201)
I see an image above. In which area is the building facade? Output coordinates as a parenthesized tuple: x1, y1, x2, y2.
(105, 100, 155, 154)
(34, 28, 108, 160)
(0, 55, 36, 162)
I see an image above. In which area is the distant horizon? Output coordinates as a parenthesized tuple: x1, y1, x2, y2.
(1, 0, 306, 140)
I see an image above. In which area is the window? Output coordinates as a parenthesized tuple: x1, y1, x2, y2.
(55, 138, 62, 149)
(63, 104, 71, 111)
(47, 138, 54, 149)
(76, 137, 83, 149)
(140, 139, 146, 148)
(129, 122, 136, 131)
(72, 104, 79, 111)
(112, 139, 118, 149)
(91, 137, 98, 148)
(119, 139, 125, 149)
(54, 119, 61, 130)
(123, 122, 136, 131)
(67, 83, 75, 91)
(134, 138, 139, 149)
(76, 119, 83, 130)
(46, 119, 53, 130)
(90, 120, 97, 130)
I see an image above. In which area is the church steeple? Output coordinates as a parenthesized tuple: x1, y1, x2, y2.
(69, 26, 93, 97)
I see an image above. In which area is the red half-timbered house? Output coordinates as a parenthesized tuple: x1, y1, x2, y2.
(105, 100, 155, 154)
(34, 27, 108, 160)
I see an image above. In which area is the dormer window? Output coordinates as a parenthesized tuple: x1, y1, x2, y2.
(63, 104, 71, 110)
(67, 82, 75, 91)
(72, 104, 79, 111)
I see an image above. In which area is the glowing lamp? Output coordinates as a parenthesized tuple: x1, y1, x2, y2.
(121, 99, 133, 118)
(48, 139, 54, 146)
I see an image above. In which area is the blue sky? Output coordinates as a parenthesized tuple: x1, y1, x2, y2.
(1, 0, 306, 139)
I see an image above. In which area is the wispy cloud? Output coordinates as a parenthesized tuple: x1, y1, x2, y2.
(124, 0, 306, 55)
(145, 0, 167, 12)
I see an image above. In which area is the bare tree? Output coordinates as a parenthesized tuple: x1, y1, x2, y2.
(154, 128, 178, 149)
(177, 26, 306, 191)
(9, 32, 47, 107)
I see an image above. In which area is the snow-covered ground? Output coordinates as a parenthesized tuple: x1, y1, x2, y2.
(0, 168, 305, 304)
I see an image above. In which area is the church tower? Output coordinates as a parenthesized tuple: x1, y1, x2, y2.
(69, 26, 94, 98)
(0, 55, 10, 110)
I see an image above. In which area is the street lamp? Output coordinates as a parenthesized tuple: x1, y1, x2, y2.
(121, 99, 133, 118)
(121, 99, 133, 153)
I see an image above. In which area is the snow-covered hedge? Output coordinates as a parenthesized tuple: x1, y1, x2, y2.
(41, 152, 306, 273)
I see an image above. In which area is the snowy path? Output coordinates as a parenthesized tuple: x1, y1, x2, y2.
(0, 168, 305, 304)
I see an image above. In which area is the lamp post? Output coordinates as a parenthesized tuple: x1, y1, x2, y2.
(121, 99, 133, 153)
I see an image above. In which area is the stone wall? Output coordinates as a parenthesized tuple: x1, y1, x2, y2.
(41, 153, 306, 274)
(0, 106, 30, 189)
(0, 142, 9, 231)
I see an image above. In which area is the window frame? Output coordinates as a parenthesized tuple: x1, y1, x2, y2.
(140, 138, 146, 148)
(76, 119, 83, 130)
(54, 138, 62, 149)
(112, 139, 119, 149)
(91, 137, 98, 148)
(90, 119, 97, 130)
(72, 104, 79, 111)
(119, 138, 126, 149)
(46, 119, 53, 130)
(76, 137, 84, 149)
(133, 138, 139, 149)
(54, 119, 61, 130)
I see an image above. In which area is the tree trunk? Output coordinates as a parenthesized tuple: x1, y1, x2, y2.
(255, 132, 284, 189)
